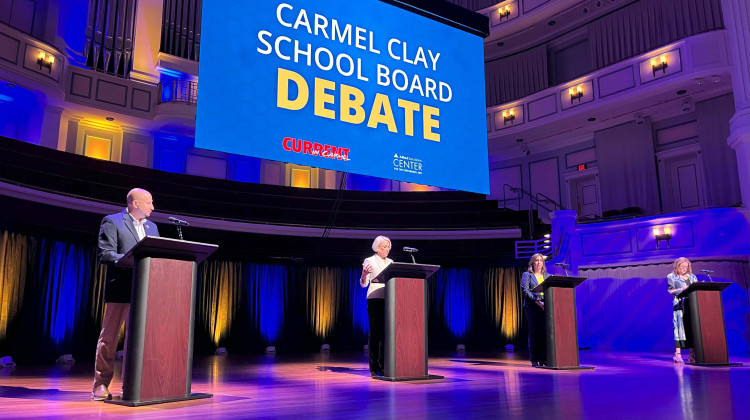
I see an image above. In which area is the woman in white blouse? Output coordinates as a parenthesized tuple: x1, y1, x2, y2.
(360, 235, 393, 377)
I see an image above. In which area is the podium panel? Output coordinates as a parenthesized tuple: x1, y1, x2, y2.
(140, 258, 193, 401)
(679, 282, 740, 367)
(548, 287, 579, 368)
(390, 277, 426, 378)
(533, 276, 592, 370)
(375, 262, 441, 381)
(107, 237, 218, 406)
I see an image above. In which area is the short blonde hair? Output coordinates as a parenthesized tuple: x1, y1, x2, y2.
(672, 257, 692, 275)
(372, 236, 391, 252)
(527, 253, 547, 274)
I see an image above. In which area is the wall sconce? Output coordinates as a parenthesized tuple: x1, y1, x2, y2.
(653, 226, 672, 248)
(37, 51, 55, 73)
(499, 5, 511, 21)
(650, 55, 668, 76)
(502, 108, 515, 125)
(569, 85, 583, 103)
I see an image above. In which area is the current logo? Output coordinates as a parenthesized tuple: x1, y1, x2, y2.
(282, 137, 350, 161)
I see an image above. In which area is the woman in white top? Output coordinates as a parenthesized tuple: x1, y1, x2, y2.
(667, 257, 697, 363)
(360, 235, 393, 377)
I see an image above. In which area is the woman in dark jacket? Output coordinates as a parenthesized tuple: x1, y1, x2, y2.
(520, 253, 550, 367)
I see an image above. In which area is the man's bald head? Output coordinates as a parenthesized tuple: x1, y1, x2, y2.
(126, 188, 154, 219)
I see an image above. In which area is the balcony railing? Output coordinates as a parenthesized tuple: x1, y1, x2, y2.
(159, 80, 198, 104)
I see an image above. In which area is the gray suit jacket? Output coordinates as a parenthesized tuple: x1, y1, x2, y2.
(521, 271, 550, 307)
(98, 209, 159, 303)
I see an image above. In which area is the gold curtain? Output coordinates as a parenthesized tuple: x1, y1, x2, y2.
(306, 267, 343, 340)
(90, 264, 107, 325)
(485, 267, 521, 341)
(200, 260, 242, 347)
(0, 231, 29, 340)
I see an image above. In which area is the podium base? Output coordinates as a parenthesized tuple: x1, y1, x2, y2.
(104, 392, 213, 407)
(685, 362, 743, 368)
(372, 374, 444, 382)
(537, 365, 595, 371)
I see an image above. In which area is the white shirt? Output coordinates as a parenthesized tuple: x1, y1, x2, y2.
(361, 254, 393, 299)
(127, 210, 147, 241)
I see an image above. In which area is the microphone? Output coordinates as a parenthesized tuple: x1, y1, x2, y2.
(700, 269, 714, 273)
(403, 246, 418, 263)
(168, 216, 190, 226)
(554, 262, 570, 276)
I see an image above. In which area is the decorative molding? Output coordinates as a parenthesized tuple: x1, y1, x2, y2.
(597, 66, 636, 99)
(131, 88, 151, 112)
(0, 32, 20, 64)
(95, 79, 129, 107)
(527, 93, 557, 121)
(69, 72, 93, 99)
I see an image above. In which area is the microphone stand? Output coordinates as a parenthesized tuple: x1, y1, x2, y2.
(555, 264, 570, 276)
(407, 251, 416, 264)
(175, 225, 183, 240)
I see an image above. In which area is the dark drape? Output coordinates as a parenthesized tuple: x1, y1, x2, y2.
(695, 94, 742, 207)
(594, 121, 660, 215)
(588, 0, 724, 68)
(444, 0, 500, 11)
(485, 45, 548, 107)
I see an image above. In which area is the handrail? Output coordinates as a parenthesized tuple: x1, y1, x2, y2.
(534, 192, 563, 212)
(158, 80, 198, 104)
(501, 184, 564, 213)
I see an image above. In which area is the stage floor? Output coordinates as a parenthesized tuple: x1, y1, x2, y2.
(0, 350, 747, 419)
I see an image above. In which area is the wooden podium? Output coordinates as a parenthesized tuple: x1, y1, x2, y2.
(107, 236, 218, 406)
(373, 262, 442, 381)
(532, 276, 593, 370)
(678, 282, 742, 367)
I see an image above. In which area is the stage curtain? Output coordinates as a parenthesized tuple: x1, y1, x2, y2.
(485, 45, 548, 107)
(0, 231, 29, 341)
(578, 260, 749, 354)
(199, 260, 242, 347)
(305, 267, 344, 340)
(245, 263, 288, 344)
(485, 267, 522, 341)
(33, 240, 96, 350)
(434, 268, 473, 338)
(348, 268, 369, 335)
(594, 121, 660, 215)
(588, 0, 723, 68)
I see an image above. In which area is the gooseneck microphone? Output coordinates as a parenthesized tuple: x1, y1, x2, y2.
(554, 262, 570, 276)
(700, 269, 714, 282)
(168, 216, 190, 226)
(168, 217, 189, 240)
(403, 246, 418, 263)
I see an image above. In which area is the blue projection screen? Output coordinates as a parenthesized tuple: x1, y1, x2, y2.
(195, 0, 489, 193)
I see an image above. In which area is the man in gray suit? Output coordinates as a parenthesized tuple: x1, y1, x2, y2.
(92, 188, 159, 401)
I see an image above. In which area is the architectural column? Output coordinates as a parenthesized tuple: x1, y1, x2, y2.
(39, 105, 63, 150)
(721, 0, 750, 209)
(550, 210, 578, 271)
(130, 0, 165, 84)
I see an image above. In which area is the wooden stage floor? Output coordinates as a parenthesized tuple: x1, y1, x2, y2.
(0, 350, 747, 419)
